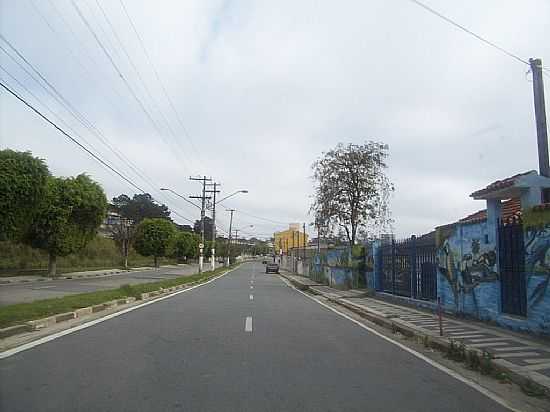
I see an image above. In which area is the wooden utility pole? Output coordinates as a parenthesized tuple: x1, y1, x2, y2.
(530, 58, 549, 202)
(190, 176, 212, 273)
(205, 182, 220, 270)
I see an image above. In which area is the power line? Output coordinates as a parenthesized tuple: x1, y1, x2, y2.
(0, 79, 196, 225)
(70, 0, 192, 175)
(0, 37, 162, 202)
(1, 32, 199, 222)
(93, 0, 197, 173)
(0, 80, 146, 193)
(118, 0, 206, 172)
(218, 202, 292, 225)
(32, 1, 199, 211)
(406, 0, 530, 66)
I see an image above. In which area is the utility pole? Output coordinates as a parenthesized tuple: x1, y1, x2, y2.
(190, 176, 212, 273)
(120, 218, 132, 269)
(205, 182, 220, 270)
(226, 209, 235, 266)
(530, 58, 550, 201)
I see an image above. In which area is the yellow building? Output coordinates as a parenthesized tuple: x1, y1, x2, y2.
(274, 223, 308, 254)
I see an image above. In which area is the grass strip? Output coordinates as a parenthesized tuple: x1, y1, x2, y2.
(0, 263, 239, 329)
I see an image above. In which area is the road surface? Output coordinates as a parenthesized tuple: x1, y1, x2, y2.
(0, 262, 510, 411)
(0, 264, 199, 306)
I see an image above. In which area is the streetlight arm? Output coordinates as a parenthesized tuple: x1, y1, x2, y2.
(216, 190, 248, 205)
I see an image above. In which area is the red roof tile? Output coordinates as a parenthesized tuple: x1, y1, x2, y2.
(456, 198, 522, 224)
(470, 171, 535, 198)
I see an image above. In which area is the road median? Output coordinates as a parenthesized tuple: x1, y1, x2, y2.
(0, 263, 241, 341)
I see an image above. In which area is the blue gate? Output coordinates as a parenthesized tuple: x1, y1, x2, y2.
(378, 234, 437, 300)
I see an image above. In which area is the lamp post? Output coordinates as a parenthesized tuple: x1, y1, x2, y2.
(209, 190, 247, 269)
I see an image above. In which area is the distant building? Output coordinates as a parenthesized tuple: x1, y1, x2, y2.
(99, 211, 122, 238)
(274, 224, 309, 254)
(175, 224, 193, 232)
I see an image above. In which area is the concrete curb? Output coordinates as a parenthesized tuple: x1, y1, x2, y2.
(280, 272, 550, 398)
(0, 265, 240, 340)
(0, 264, 203, 284)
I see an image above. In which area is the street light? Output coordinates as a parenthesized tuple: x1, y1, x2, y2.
(215, 190, 248, 205)
(209, 190, 248, 270)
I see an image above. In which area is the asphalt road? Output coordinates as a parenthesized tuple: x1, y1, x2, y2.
(0, 262, 510, 412)
(0, 264, 199, 306)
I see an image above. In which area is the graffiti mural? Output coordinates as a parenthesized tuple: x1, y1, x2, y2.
(437, 238, 497, 293)
(525, 226, 550, 307)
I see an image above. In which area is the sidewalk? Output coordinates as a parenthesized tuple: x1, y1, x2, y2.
(281, 272, 550, 395)
(0, 264, 193, 285)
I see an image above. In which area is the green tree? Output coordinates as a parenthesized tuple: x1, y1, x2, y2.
(111, 193, 170, 224)
(172, 231, 200, 262)
(133, 218, 176, 267)
(311, 142, 394, 247)
(0, 150, 50, 241)
(24, 174, 108, 276)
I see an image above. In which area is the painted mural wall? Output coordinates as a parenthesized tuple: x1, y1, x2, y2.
(523, 225, 550, 333)
(308, 246, 368, 290)
(435, 219, 550, 335)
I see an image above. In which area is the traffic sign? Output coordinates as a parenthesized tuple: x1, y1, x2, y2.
(199, 243, 204, 249)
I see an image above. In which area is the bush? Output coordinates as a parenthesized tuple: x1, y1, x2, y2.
(0, 237, 178, 276)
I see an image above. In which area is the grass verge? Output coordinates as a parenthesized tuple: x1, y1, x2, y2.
(0, 263, 239, 329)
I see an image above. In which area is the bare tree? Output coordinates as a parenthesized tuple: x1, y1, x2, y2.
(311, 142, 393, 247)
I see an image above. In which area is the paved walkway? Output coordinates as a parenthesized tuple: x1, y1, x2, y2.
(282, 273, 550, 392)
(342, 297, 550, 390)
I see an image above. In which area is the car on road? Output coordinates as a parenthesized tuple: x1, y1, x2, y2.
(265, 262, 279, 274)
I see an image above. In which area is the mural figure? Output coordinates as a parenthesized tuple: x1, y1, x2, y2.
(437, 238, 498, 310)
(525, 227, 550, 307)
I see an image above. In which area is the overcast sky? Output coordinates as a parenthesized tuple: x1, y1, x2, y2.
(1, 0, 549, 239)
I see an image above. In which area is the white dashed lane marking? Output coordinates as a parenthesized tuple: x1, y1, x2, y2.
(245, 316, 252, 332)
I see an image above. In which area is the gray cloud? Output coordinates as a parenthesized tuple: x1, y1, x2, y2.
(1, 0, 549, 238)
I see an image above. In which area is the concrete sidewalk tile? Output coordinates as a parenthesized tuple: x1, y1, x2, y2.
(493, 346, 532, 351)
(526, 363, 550, 371)
(525, 358, 550, 364)
(497, 352, 542, 358)
(469, 337, 513, 343)
(450, 335, 486, 339)
(468, 342, 511, 348)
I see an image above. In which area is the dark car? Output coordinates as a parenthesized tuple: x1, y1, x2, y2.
(265, 262, 279, 274)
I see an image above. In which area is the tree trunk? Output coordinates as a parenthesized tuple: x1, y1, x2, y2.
(154, 255, 158, 268)
(123, 240, 128, 269)
(48, 253, 57, 277)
